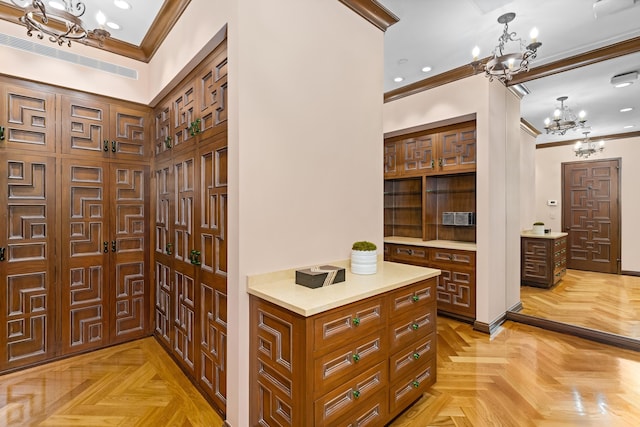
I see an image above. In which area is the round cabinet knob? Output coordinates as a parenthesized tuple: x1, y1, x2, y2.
(412, 323, 419, 331)
(352, 317, 360, 326)
(412, 381, 420, 388)
(413, 352, 420, 360)
(352, 390, 360, 399)
(412, 295, 419, 302)
(352, 354, 360, 362)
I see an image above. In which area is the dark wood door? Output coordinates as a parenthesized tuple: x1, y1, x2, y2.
(60, 159, 110, 354)
(60, 95, 110, 157)
(197, 135, 228, 409)
(109, 163, 149, 343)
(439, 124, 476, 174)
(562, 159, 621, 273)
(171, 81, 198, 154)
(154, 101, 172, 160)
(0, 154, 56, 370)
(109, 105, 147, 161)
(196, 47, 228, 140)
(401, 135, 436, 176)
(0, 83, 57, 153)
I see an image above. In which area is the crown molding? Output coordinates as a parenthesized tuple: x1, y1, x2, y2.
(520, 118, 540, 137)
(535, 130, 640, 149)
(0, 0, 191, 63)
(338, 0, 399, 32)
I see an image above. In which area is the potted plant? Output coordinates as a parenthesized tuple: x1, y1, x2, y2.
(351, 241, 377, 275)
(532, 221, 545, 235)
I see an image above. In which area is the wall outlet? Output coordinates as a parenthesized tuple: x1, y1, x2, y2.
(547, 200, 558, 206)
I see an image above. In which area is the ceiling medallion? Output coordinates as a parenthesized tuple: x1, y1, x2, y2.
(471, 12, 542, 83)
(544, 96, 588, 135)
(10, 0, 110, 47)
(574, 132, 605, 159)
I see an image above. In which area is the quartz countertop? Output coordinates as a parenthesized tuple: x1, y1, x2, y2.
(521, 230, 568, 239)
(247, 259, 440, 317)
(384, 236, 477, 251)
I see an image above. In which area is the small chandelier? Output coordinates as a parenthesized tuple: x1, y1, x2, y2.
(544, 96, 588, 135)
(471, 12, 542, 83)
(10, 0, 110, 47)
(574, 132, 605, 159)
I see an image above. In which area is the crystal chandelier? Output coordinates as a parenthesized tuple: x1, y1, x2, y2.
(544, 96, 588, 135)
(10, 0, 110, 47)
(471, 12, 542, 83)
(574, 132, 605, 159)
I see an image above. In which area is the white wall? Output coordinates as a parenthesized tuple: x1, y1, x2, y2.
(520, 127, 537, 229)
(384, 75, 522, 326)
(535, 136, 640, 272)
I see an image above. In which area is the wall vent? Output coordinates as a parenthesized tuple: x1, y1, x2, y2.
(0, 32, 138, 80)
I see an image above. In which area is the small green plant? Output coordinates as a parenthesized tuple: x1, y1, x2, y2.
(533, 221, 545, 226)
(352, 241, 377, 251)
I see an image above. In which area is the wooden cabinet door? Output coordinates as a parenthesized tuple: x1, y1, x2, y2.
(153, 161, 174, 348)
(154, 101, 172, 160)
(0, 84, 57, 154)
(170, 81, 198, 154)
(60, 95, 110, 157)
(109, 105, 147, 161)
(60, 159, 110, 354)
(172, 153, 198, 374)
(196, 49, 228, 140)
(109, 163, 149, 343)
(0, 154, 56, 371)
(439, 125, 476, 174)
(401, 135, 437, 176)
(384, 140, 399, 179)
(197, 138, 228, 409)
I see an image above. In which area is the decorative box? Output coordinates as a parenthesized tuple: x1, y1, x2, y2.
(295, 265, 346, 289)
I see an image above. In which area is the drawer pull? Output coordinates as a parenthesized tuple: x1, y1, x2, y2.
(413, 352, 420, 360)
(352, 353, 360, 362)
(412, 323, 419, 331)
(111, 140, 116, 152)
(103, 139, 109, 151)
(352, 317, 360, 326)
(412, 381, 420, 388)
(352, 390, 360, 399)
(412, 295, 419, 302)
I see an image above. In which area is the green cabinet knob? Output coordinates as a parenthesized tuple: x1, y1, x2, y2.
(352, 317, 360, 326)
(352, 354, 360, 362)
(413, 352, 420, 360)
(352, 390, 360, 399)
(412, 295, 419, 302)
(412, 381, 420, 388)
(412, 323, 419, 330)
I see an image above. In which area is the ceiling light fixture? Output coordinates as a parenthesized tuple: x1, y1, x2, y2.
(471, 12, 541, 83)
(544, 96, 588, 135)
(421, 66, 432, 73)
(393, 77, 404, 82)
(611, 71, 638, 88)
(10, 0, 110, 47)
(574, 132, 604, 159)
(113, 0, 131, 10)
(620, 107, 633, 112)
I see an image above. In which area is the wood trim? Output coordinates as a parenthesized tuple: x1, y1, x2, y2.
(337, 0, 399, 31)
(473, 313, 507, 335)
(383, 114, 476, 140)
(621, 270, 640, 277)
(508, 36, 640, 86)
(536, 130, 640, 149)
(0, 0, 192, 63)
(520, 118, 541, 137)
(506, 311, 640, 352)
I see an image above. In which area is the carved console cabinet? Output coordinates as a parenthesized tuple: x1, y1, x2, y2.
(521, 232, 568, 288)
(248, 262, 440, 426)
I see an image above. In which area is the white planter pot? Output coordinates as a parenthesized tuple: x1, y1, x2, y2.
(532, 225, 545, 235)
(351, 250, 377, 275)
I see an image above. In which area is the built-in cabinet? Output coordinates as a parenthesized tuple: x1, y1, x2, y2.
(521, 233, 568, 288)
(0, 77, 151, 372)
(152, 41, 228, 415)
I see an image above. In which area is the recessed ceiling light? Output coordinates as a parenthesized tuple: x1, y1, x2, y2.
(114, 0, 132, 10)
(624, 125, 634, 129)
(620, 107, 633, 112)
(421, 66, 432, 73)
(107, 22, 120, 30)
(48, 1, 65, 10)
(394, 77, 404, 82)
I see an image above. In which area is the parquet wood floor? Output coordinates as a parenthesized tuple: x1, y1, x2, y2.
(519, 269, 640, 338)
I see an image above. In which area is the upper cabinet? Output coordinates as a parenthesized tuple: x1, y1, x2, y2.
(384, 121, 476, 179)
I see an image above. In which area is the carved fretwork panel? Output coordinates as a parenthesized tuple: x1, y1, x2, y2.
(383, 141, 398, 178)
(110, 106, 146, 160)
(197, 46, 228, 139)
(61, 96, 109, 157)
(439, 126, 476, 173)
(61, 160, 108, 354)
(0, 156, 56, 370)
(402, 135, 436, 175)
(174, 270, 196, 374)
(522, 239, 551, 280)
(173, 157, 195, 266)
(199, 282, 227, 408)
(155, 262, 172, 346)
(0, 84, 56, 153)
(154, 101, 172, 158)
(435, 267, 475, 318)
(171, 82, 197, 152)
(155, 165, 173, 256)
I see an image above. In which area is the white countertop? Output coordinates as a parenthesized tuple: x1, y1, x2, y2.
(521, 230, 568, 239)
(384, 236, 477, 251)
(247, 259, 441, 317)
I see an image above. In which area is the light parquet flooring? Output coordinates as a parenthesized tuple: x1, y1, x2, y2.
(519, 269, 640, 338)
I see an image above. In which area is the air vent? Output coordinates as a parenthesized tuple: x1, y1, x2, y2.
(0, 33, 138, 80)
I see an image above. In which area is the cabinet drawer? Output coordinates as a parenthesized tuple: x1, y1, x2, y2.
(431, 248, 475, 267)
(388, 305, 436, 352)
(313, 332, 386, 396)
(389, 333, 435, 383)
(388, 278, 436, 318)
(313, 297, 384, 354)
(390, 244, 429, 266)
(314, 362, 388, 426)
(332, 390, 388, 427)
(389, 357, 436, 416)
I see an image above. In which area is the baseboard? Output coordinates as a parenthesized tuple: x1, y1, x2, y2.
(506, 311, 640, 351)
(473, 312, 507, 335)
(621, 270, 640, 277)
(223, 421, 232, 427)
(507, 301, 523, 312)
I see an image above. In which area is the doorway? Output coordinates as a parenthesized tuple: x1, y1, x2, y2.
(561, 158, 621, 274)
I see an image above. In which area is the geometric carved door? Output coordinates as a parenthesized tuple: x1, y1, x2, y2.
(0, 154, 56, 371)
(562, 159, 621, 274)
(154, 161, 174, 348)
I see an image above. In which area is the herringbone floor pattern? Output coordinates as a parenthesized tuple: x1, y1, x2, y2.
(520, 269, 640, 338)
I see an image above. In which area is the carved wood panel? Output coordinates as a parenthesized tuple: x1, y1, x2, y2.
(110, 106, 147, 160)
(439, 126, 476, 173)
(171, 81, 197, 153)
(154, 101, 172, 158)
(60, 96, 110, 157)
(109, 164, 148, 342)
(402, 135, 436, 176)
(0, 84, 56, 153)
(0, 154, 56, 370)
(383, 141, 398, 178)
(199, 281, 227, 409)
(60, 159, 109, 354)
(435, 267, 476, 319)
(196, 46, 228, 139)
(154, 162, 173, 347)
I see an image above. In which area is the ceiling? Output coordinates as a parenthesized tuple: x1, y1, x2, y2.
(379, 0, 640, 144)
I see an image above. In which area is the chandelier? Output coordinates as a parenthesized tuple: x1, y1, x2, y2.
(574, 132, 605, 159)
(471, 12, 542, 83)
(10, 0, 110, 47)
(544, 96, 588, 135)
